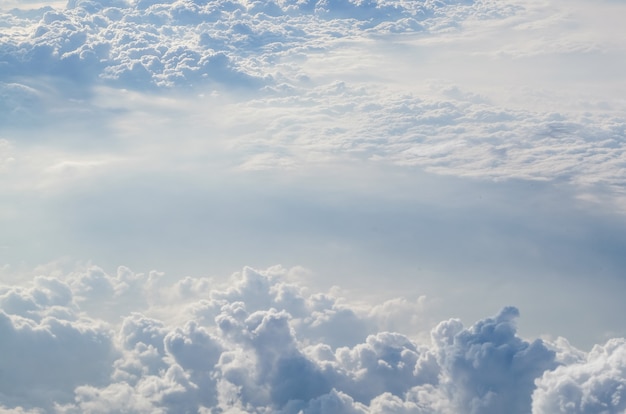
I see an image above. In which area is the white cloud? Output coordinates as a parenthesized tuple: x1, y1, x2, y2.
(0, 308, 116, 410)
(431, 306, 557, 413)
(2, 0, 626, 412)
(2, 264, 618, 413)
(0, 0, 487, 95)
(1, 0, 624, 202)
(533, 338, 626, 413)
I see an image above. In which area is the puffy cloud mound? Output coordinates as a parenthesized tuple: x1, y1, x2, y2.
(533, 338, 626, 413)
(431, 306, 557, 413)
(2, 264, 619, 413)
(0, 277, 117, 410)
(0, 0, 479, 91)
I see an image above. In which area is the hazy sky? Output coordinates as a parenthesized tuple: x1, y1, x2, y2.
(1, 0, 626, 412)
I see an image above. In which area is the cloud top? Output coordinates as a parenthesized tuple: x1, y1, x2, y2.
(1, 265, 624, 413)
(0, 0, 478, 91)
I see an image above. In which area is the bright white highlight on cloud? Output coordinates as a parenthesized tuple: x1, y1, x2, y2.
(1, 0, 626, 412)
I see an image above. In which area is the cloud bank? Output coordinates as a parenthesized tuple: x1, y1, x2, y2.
(1, 0, 624, 202)
(1, 1, 626, 412)
(1, 265, 624, 413)
(0, 0, 483, 91)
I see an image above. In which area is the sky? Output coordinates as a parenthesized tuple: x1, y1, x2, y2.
(1, 0, 626, 412)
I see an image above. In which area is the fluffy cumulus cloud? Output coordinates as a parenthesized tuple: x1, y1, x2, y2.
(533, 338, 626, 413)
(0, 277, 117, 409)
(430, 306, 557, 413)
(0, 0, 483, 92)
(1, 265, 623, 413)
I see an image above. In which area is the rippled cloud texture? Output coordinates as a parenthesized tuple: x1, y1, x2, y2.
(2, 0, 626, 412)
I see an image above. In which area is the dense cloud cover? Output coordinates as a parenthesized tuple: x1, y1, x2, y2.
(1, 0, 624, 194)
(0, 0, 478, 90)
(0, 265, 624, 413)
(227, 82, 626, 190)
(533, 338, 626, 413)
(2, 1, 626, 412)
(2, 0, 624, 195)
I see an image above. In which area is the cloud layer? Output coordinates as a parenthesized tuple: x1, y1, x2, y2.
(0, 0, 481, 91)
(1, 0, 624, 202)
(1, 265, 625, 413)
(1, 2, 626, 412)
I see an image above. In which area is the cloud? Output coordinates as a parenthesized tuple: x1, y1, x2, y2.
(0, 295, 116, 410)
(431, 306, 557, 413)
(533, 338, 626, 413)
(0, 0, 485, 96)
(3, 0, 623, 203)
(0, 82, 44, 125)
(2, 0, 626, 411)
(64, 265, 162, 319)
(1, 264, 618, 413)
(223, 81, 626, 195)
